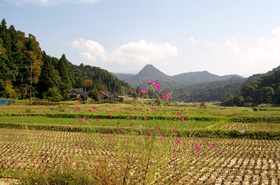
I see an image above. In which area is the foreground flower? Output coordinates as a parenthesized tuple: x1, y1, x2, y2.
(96, 118, 99, 121)
(216, 149, 220, 154)
(173, 148, 176, 152)
(210, 144, 215, 148)
(143, 116, 147, 119)
(181, 117, 185, 122)
(195, 146, 200, 151)
(127, 116, 132, 119)
(153, 81, 158, 86)
(85, 117, 90, 121)
(150, 107, 156, 110)
(172, 129, 175, 132)
(109, 114, 112, 118)
(116, 127, 120, 131)
(75, 143, 78, 146)
(156, 85, 161, 90)
(177, 112, 181, 115)
(176, 138, 181, 143)
(147, 133, 151, 136)
(78, 119, 82, 123)
(76, 107, 80, 110)
(92, 106, 97, 109)
(141, 89, 147, 94)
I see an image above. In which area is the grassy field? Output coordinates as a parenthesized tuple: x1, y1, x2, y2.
(0, 102, 280, 184)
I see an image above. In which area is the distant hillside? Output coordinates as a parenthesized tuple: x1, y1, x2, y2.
(114, 64, 245, 87)
(222, 65, 280, 106)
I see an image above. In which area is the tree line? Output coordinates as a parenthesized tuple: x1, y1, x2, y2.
(222, 69, 280, 106)
(0, 19, 133, 102)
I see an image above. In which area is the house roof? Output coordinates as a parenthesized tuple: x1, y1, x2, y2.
(69, 88, 89, 96)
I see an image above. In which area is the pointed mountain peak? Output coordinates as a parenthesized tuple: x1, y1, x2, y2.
(137, 64, 168, 78)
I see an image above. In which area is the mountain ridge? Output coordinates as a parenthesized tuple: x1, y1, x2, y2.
(114, 64, 244, 87)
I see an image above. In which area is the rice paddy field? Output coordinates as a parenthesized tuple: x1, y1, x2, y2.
(0, 102, 280, 184)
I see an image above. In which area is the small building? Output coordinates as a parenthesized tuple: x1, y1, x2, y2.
(68, 88, 89, 100)
(99, 91, 119, 101)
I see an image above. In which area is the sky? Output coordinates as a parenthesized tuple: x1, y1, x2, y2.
(1, 0, 280, 77)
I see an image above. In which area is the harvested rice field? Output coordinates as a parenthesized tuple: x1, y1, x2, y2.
(1, 128, 280, 184)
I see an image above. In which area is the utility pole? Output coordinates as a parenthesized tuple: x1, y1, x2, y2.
(84, 71, 86, 102)
(29, 62, 32, 105)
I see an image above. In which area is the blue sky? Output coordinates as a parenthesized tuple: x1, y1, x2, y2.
(1, 0, 280, 77)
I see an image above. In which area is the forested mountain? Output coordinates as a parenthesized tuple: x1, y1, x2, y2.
(222, 65, 280, 106)
(114, 64, 244, 87)
(172, 78, 246, 102)
(0, 19, 133, 101)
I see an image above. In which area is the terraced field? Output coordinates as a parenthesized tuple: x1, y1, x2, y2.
(1, 128, 280, 184)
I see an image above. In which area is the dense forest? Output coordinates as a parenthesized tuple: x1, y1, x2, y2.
(222, 67, 280, 106)
(0, 19, 133, 102)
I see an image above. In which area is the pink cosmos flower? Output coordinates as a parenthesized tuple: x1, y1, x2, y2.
(193, 180, 197, 183)
(54, 164, 58, 167)
(76, 107, 80, 110)
(147, 133, 151, 136)
(176, 138, 181, 143)
(177, 112, 181, 115)
(156, 85, 161, 90)
(193, 152, 196, 156)
(157, 127, 161, 130)
(210, 144, 215, 148)
(149, 129, 152, 131)
(172, 129, 175, 132)
(85, 118, 90, 121)
(75, 143, 78, 146)
(186, 93, 189, 96)
(162, 94, 167, 99)
(159, 132, 162, 137)
(141, 89, 146, 94)
(153, 81, 158, 86)
(92, 106, 97, 109)
(173, 149, 176, 152)
(143, 116, 147, 119)
(161, 154, 164, 157)
(96, 118, 99, 121)
(109, 114, 112, 118)
(116, 127, 120, 131)
(216, 149, 220, 154)
(168, 97, 172, 100)
(148, 82, 152, 85)
(78, 119, 82, 123)
(150, 107, 156, 110)
(127, 116, 132, 120)
(152, 164, 156, 166)
(181, 117, 185, 122)
(141, 96, 144, 98)
(195, 146, 200, 151)
(89, 109, 91, 112)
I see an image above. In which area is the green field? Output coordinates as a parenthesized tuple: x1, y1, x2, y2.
(0, 103, 280, 184)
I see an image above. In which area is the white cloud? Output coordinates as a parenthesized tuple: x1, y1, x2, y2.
(71, 38, 178, 68)
(189, 37, 222, 53)
(225, 38, 242, 56)
(225, 26, 280, 62)
(7, 0, 98, 6)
